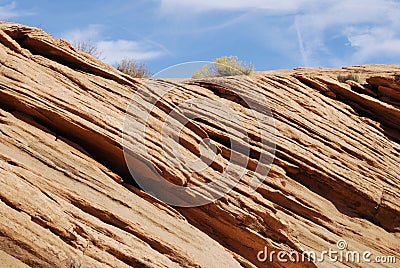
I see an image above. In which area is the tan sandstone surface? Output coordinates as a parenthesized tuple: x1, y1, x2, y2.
(0, 22, 399, 267)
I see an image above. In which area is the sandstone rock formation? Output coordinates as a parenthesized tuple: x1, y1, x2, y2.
(0, 22, 399, 267)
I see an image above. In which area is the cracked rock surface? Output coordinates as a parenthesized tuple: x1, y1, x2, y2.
(0, 22, 399, 267)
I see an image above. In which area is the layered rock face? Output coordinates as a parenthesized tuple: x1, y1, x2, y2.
(0, 22, 399, 267)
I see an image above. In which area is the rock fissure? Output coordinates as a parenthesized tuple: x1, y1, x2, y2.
(0, 23, 399, 268)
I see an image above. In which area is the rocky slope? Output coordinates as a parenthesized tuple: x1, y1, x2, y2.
(0, 22, 399, 267)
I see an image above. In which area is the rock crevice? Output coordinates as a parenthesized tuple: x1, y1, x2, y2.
(0, 23, 399, 267)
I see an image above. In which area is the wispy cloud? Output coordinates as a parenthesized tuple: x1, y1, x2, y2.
(346, 27, 400, 62)
(0, 1, 31, 20)
(62, 25, 165, 64)
(62, 24, 103, 43)
(294, 17, 308, 66)
(97, 40, 163, 63)
(294, 0, 400, 66)
(159, 0, 311, 13)
(158, 0, 400, 66)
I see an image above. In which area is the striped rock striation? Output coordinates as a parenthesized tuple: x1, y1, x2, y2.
(0, 22, 399, 267)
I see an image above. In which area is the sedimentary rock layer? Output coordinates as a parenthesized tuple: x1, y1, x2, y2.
(0, 22, 399, 267)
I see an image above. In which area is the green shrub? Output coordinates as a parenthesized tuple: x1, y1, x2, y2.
(337, 73, 365, 84)
(73, 41, 102, 59)
(116, 58, 151, 78)
(193, 56, 254, 78)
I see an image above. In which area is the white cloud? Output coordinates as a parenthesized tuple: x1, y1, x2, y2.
(159, 0, 400, 66)
(97, 40, 163, 63)
(62, 24, 102, 43)
(346, 27, 400, 62)
(62, 25, 165, 64)
(159, 0, 312, 13)
(292, 0, 400, 66)
(295, 17, 308, 66)
(0, 1, 31, 20)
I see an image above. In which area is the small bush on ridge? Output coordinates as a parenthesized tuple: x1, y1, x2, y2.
(116, 58, 152, 78)
(193, 56, 254, 78)
(337, 73, 365, 84)
(73, 41, 102, 59)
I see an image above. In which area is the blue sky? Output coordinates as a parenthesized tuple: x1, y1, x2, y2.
(1, 0, 400, 74)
